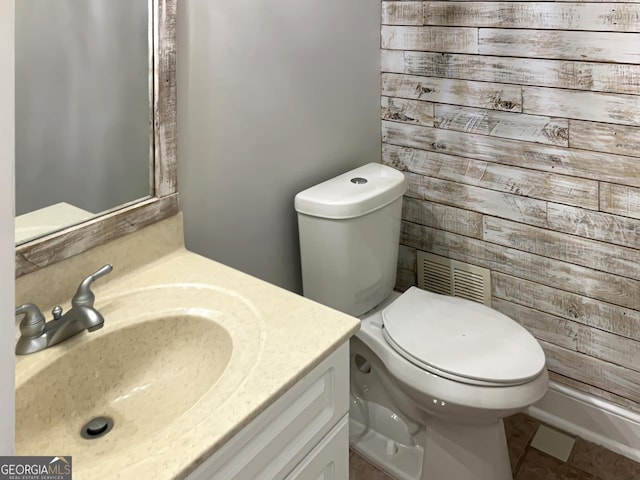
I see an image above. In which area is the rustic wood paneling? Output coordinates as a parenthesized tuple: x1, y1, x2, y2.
(570, 121, 640, 157)
(542, 341, 640, 404)
(492, 298, 579, 351)
(386, 0, 640, 412)
(398, 244, 418, 272)
(423, 2, 640, 32)
(396, 267, 417, 292)
(547, 203, 640, 250)
(400, 222, 640, 310)
(403, 52, 640, 95)
(381, 96, 434, 126)
(579, 328, 640, 373)
(382, 73, 522, 111)
(483, 216, 640, 280)
(479, 29, 640, 65)
(433, 104, 568, 146)
(381, 26, 478, 53)
(383, 143, 598, 209)
(382, 121, 640, 188)
(402, 197, 423, 224)
(406, 172, 424, 199)
(417, 177, 550, 227)
(382, 2, 423, 25)
(523, 86, 640, 126)
(492, 272, 640, 341)
(381, 50, 405, 73)
(600, 183, 640, 220)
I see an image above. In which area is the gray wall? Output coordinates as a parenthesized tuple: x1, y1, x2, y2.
(0, 0, 15, 454)
(177, 0, 382, 292)
(15, 0, 150, 216)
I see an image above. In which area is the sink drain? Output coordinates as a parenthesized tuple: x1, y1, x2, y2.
(80, 416, 114, 439)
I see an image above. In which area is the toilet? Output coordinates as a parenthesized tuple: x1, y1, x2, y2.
(295, 163, 548, 480)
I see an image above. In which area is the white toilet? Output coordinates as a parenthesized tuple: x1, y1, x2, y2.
(295, 163, 548, 480)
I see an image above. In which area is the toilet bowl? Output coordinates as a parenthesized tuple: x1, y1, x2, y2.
(294, 163, 549, 480)
(350, 289, 548, 480)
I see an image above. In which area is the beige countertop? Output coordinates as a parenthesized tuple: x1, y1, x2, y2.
(15, 214, 360, 479)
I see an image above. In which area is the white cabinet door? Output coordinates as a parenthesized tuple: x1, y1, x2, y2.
(285, 415, 349, 480)
(187, 343, 349, 480)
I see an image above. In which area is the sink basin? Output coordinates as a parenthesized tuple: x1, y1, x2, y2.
(15, 284, 264, 469)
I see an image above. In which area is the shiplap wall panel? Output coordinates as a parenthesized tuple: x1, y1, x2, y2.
(381, 96, 435, 126)
(483, 217, 640, 280)
(578, 328, 640, 373)
(546, 203, 640, 250)
(402, 52, 640, 95)
(384, 0, 640, 412)
(381, 50, 405, 73)
(492, 298, 579, 351)
(417, 177, 550, 227)
(381, 26, 479, 53)
(523, 87, 640, 126)
(543, 342, 640, 404)
(382, 2, 423, 25)
(382, 121, 640, 188)
(491, 272, 640, 341)
(600, 183, 640, 220)
(422, 2, 640, 32)
(400, 222, 640, 310)
(396, 196, 485, 238)
(569, 121, 640, 157)
(433, 105, 569, 146)
(382, 73, 522, 111)
(478, 30, 640, 65)
(382, 144, 598, 209)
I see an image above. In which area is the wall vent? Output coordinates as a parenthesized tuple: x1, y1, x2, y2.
(416, 251, 491, 306)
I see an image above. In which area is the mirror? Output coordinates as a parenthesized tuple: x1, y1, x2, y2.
(15, 0, 177, 277)
(15, 0, 152, 244)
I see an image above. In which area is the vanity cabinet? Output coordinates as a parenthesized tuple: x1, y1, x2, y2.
(186, 343, 350, 480)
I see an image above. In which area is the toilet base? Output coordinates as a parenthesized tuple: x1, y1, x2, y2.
(349, 403, 512, 480)
(350, 413, 423, 480)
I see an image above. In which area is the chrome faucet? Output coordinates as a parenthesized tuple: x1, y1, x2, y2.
(15, 264, 113, 355)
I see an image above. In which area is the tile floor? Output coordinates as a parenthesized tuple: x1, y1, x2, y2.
(349, 413, 640, 479)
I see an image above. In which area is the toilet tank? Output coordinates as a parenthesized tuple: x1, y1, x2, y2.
(295, 163, 407, 316)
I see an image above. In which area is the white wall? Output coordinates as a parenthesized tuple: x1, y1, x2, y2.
(177, 0, 381, 292)
(0, 0, 15, 454)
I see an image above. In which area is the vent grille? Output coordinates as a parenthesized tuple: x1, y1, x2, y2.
(417, 251, 491, 306)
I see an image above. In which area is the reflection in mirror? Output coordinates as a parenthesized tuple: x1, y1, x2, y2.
(15, 0, 152, 244)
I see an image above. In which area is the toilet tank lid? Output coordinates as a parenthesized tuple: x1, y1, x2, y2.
(294, 163, 408, 219)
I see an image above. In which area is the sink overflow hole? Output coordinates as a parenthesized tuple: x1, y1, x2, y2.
(81, 416, 114, 440)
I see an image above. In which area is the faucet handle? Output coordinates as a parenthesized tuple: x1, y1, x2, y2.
(15, 303, 45, 338)
(71, 264, 113, 308)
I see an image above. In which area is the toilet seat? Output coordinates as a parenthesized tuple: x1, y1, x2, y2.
(381, 287, 546, 387)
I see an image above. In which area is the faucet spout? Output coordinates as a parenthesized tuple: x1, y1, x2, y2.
(46, 306, 106, 348)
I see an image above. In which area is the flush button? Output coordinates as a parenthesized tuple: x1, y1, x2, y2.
(351, 177, 367, 184)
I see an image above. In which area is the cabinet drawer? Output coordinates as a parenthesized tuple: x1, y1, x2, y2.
(187, 343, 349, 480)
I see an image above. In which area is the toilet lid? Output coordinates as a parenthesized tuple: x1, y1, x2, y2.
(382, 287, 546, 386)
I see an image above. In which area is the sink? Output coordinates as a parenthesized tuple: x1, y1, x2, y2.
(15, 284, 264, 470)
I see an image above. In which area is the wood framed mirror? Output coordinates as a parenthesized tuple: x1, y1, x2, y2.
(15, 0, 178, 278)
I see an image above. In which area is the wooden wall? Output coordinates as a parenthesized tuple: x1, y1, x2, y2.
(381, 1, 640, 411)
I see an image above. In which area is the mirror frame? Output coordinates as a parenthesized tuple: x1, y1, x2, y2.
(15, 0, 178, 278)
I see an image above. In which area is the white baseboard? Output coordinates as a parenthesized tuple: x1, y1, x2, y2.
(527, 380, 640, 462)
